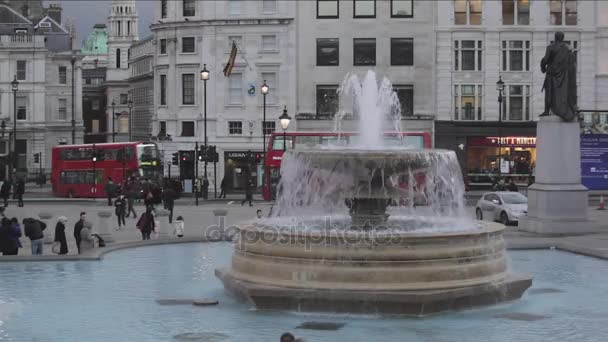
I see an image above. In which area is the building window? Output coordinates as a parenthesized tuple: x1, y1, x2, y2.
(16, 60, 26, 80)
(502, 0, 529, 25)
(183, 0, 195, 16)
(228, 36, 242, 50)
(159, 121, 167, 136)
(160, 74, 167, 105)
(454, 0, 482, 25)
(391, 0, 413, 18)
(228, 73, 243, 105)
(120, 93, 129, 104)
(161, 0, 167, 18)
(228, 121, 243, 135)
(354, 0, 375, 18)
(58, 98, 67, 120)
(316, 85, 339, 118)
(353, 38, 376, 66)
(119, 116, 129, 133)
(263, 121, 276, 135)
(454, 40, 483, 71)
(16, 96, 27, 120)
(182, 37, 195, 53)
(182, 74, 195, 105)
(116, 48, 121, 68)
(92, 119, 100, 134)
(551, 0, 577, 25)
(181, 121, 195, 137)
(454, 85, 482, 121)
(503, 85, 530, 121)
(393, 85, 414, 117)
(391, 38, 414, 66)
(261, 35, 277, 51)
(502, 40, 530, 71)
(229, 0, 241, 15)
(58, 66, 67, 84)
(160, 39, 167, 54)
(91, 99, 100, 111)
(317, 0, 339, 18)
(261, 72, 276, 104)
(317, 38, 339, 66)
(262, 0, 276, 13)
(15, 140, 26, 169)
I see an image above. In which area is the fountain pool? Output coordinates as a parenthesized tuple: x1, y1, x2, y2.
(0, 243, 606, 342)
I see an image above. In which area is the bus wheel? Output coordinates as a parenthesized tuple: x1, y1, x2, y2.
(67, 190, 74, 198)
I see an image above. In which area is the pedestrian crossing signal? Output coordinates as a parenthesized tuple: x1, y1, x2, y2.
(34, 153, 40, 164)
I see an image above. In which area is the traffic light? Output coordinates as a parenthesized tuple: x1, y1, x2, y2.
(34, 153, 40, 164)
(208, 145, 217, 163)
(180, 151, 194, 163)
(171, 152, 179, 165)
(255, 153, 262, 164)
(198, 145, 207, 161)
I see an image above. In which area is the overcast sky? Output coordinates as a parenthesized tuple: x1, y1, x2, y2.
(46, 0, 156, 46)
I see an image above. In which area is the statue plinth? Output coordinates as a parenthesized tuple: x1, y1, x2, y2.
(519, 116, 595, 235)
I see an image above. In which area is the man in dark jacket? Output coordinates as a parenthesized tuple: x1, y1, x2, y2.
(14, 179, 24, 207)
(162, 186, 176, 223)
(24, 218, 46, 255)
(0, 217, 20, 255)
(219, 177, 227, 198)
(241, 179, 254, 207)
(104, 177, 116, 206)
(73, 212, 86, 254)
(0, 180, 11, 207)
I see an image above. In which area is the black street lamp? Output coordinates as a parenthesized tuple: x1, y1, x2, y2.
(111, 100, 116, 142)
(11, 75, 19, 178)
(261, 80, 269, 155)
(127, 97, 133, 142)
(496, 76, 505, 180)
(71, 56, 76, 144)
(279, 106, 291, 152)
(200, 64, 209, 182)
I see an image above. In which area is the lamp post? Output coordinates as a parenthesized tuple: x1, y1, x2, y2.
(92, 144, 97, 198)
(200, 64, 209, 182)
(11, 76, 19, 178)
(71, 56, 76, 144)
(127, 97, 133, 142)
(111, 100, 116, 142)
(496, 76, 505, 180)
(0, 120, 5, 181)
(279, 106, 291, 152)
(261, 80, 269, 155)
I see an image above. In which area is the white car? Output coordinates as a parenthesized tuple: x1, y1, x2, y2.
(475, 192, 528, 225)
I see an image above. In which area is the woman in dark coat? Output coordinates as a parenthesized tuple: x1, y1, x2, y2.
(136, 207, 155, 240)
(0, 217, 22, 255)
(54, 216, 68, 255)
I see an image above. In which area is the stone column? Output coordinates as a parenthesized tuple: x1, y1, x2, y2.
(39, 212, 54, 244)
(519, 116, 594, 234)
(96, 211, 115, 243)
(155, 209, 170, 239)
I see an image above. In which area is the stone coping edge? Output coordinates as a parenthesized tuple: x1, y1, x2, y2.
(0, 238, 606, 262)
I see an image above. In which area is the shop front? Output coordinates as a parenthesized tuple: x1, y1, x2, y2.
(223, 151, 263, 193)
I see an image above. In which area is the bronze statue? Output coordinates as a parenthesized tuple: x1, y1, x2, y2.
(540, 32, 578, 122)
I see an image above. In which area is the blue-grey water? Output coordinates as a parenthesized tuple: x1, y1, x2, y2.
(0, 243, 606, 342)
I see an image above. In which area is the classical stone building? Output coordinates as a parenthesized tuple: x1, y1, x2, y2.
(127, 36, 154, 142)
(0, 3, 83, 180)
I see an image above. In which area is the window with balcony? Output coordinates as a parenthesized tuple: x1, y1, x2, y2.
(550, 0, 577, 25)
(182, 74, 195, 105)
(503, 85, 530, 121)
(454, 0, 482, 25)
(317, 38, 339, 66)
(58, 98, 67, 120)
(261, 35, 277, 51)
(317, 0, 339, 18)
(228, 121, 243, 135)
(16, 60, 26, 80)
(391, 38, 414, 66)
(353, 38, 376, 66)
(502, 0, 529, 25)
(160, 39, 167, 54)
(182, 37, 195, 53)
(316, 85, 339, 118)
(181, 121, 195, 136)
(502, 40, 530, 71)
(58, 66, 67, 84)
(454, 40, 483, 71)
(160, 74, 167, 105)
(120, 93, 128, 104)
(228, 73, 243, 105)
(354, 0, 375, 18)
(16, 95, 27, 120)
(391, 0, 413, 17)
(454, 85, 482, 121)
(183, 0, 195, 16)
(393, 85, 414, 117)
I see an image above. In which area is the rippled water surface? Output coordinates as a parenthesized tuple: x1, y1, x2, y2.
(0, 243, 607, 342)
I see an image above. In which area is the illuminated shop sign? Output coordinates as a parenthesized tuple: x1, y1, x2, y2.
(467, 137, 536, 147)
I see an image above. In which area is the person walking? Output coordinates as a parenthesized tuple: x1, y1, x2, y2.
(219, 177, 227, 199)
(202, 177, 210, 200)
(73, 212, 86, 254)
(15, 179, 24, 207)
(114, 195, 127, 230)
(54, 216, 68, 255)
(162, 186, 176, 223)
(144, 191, 155, 212)
(173, 216, 184, 238)
(104, 177, 116, 206)
(0, 217, 21, 255)
(24, 217, 46, 255)
(241, 179, 254, 207)
(0, 179, 11, 207)
(79, 221, 96, 253)
(136, 207, 155, 240)
(126, 179, 138, 218)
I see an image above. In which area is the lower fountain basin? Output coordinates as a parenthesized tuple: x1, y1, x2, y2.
(216, 218, 532, 315)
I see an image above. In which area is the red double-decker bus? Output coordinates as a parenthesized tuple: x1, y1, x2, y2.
(262, 131, 432, 201)
(51, 142, 162, 198)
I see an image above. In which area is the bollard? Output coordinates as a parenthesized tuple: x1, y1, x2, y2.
(155, 209, 170, 239)
(96, 211, 115, 243)
(38, 212, 54, 244)
(212, 209, 230, 241)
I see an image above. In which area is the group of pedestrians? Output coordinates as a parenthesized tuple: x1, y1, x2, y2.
(0, 179, 26, 208)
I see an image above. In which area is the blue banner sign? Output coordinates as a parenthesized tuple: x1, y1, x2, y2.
(581, 134, 608, 190)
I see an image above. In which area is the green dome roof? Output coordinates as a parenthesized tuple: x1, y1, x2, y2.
(81, 24, 108, 55)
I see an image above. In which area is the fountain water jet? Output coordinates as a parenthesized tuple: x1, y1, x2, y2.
(216, 71, 532, 315)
